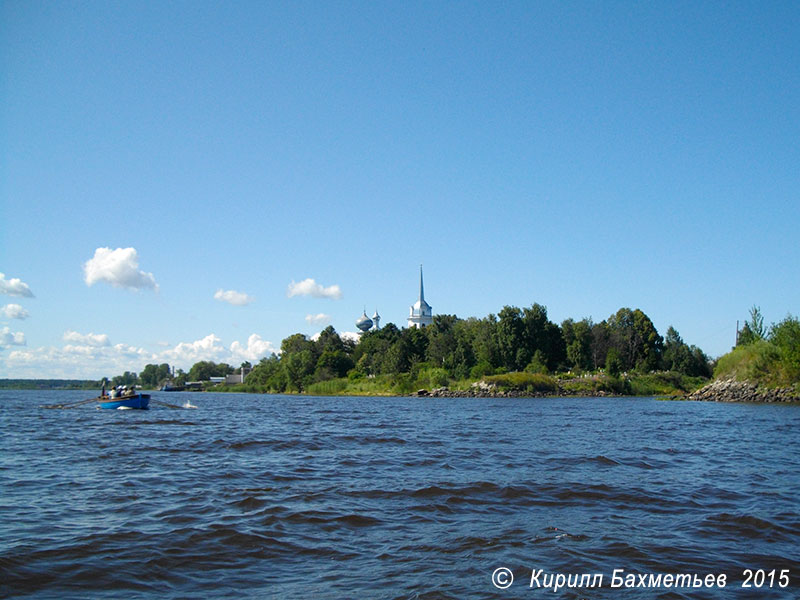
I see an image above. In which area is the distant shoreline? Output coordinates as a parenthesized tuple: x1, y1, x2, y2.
(0, 379, 101, 390)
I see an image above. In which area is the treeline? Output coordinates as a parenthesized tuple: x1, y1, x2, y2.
(716, 306, 800, 387)
(0, 379, 101, 390)
(106, 361, 250, 389)
(244, 304, 711, 393)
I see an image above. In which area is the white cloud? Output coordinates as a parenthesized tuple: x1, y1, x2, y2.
(1, 331, 279, 378)
(0, 273, 34, 297)
(214, 289, 255, 306)
(6, 343, 152, 379)
(340, 331, 362, 343)
(1, 304, 30, 319)
(287, 278, 342, 300)
(159, 334, 227, 365)
(305, 313, 331, 326)
(1, 326, 26, 348)
(63, 330, 111, 347)
(83, 247, 158, 291)
(230, 334, 279, 362)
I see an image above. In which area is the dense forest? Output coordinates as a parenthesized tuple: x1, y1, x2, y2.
(237, 304, 712, 395)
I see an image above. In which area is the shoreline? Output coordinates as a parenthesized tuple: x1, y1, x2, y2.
(5, 377, 799, 403)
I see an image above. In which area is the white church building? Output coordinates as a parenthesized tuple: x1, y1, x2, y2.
(408, 266, 433, 328)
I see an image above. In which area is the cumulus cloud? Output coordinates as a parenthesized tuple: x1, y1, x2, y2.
(6, 342, 152, 379)
(83, 247, 158, 291)
(230, 334, 279, 361)
(0, 273, 34, 297)
(340, 331, 361, 343)
(0, 326, 26, 348)
(63, 330, 111, 347)
(159, 334, 227, 365)
(214, 289, 255, 306)
(287, 278, 342, 300)
(1, 304, 30, 319)
(305, 313, 331, 326)
(1, 331, 279, 378)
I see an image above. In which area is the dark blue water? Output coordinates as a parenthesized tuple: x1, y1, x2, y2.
(1, 391, 798, 599)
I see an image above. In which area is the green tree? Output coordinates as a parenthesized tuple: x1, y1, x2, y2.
(315, 349, 354, 381)
(770, 315, 800, 382)
(187, 361, 232, 381)
(282, 333, 315, 357)
(449, 319, 477, 378)
(663, 327, 691, 373)
(353, 323, 400, 375)
(246, 354, 285, 391)
(662, 327, 711, 377)
(605, 348, 622, 377)
(522, 303, 565, 371)
(524, 349, 549, 374)
(315, 326, 345, 354)
(284, 350, 316, 391)
(466, 315, 500, 370)
(496, 306, 527, 371)
(738, 305, 766, 346)
(590, 321, 611, 370)
(139, 363, 171, 388)
(425, 314, 459, 370)
(607, 308, 662, 372)
(111, 371, 137, 387)
(563, 318, 593, 371)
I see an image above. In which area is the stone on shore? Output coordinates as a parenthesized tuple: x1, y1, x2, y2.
(686, 378, 799, 403)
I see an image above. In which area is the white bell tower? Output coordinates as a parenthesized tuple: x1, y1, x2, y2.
(407, 265, 433, 328)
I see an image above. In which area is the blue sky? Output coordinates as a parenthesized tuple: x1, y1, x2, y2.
(1, 1, 798, 378)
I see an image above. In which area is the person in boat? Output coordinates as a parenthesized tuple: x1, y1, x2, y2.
(109, 386, 119, 399)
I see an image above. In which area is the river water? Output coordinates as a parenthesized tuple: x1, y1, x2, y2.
(1, 390, 798, 599)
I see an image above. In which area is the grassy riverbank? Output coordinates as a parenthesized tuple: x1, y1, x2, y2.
(220, 370, 708, 398)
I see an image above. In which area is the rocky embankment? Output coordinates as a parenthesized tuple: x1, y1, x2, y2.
(416, 383, 527, 398)
(686, 378, 799, 403)
(415, 381, 612, 399)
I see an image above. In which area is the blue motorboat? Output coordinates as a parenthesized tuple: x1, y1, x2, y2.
(98, 393, 150, 410)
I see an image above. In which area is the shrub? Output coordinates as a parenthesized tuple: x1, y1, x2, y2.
(417, 367, 450, 389)
(483, 372, 557, 393)
(627, 371, 706, 396)
(469, 361, 494, 379)
(391, 373, 416, 394)
(714, 340, 781, 386)
(306, 378, 349, 395)
(771, 316, 800, 383)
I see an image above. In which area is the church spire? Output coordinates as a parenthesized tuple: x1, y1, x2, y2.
(408, 265, 433, 328)
(419, 264, 425, 303)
